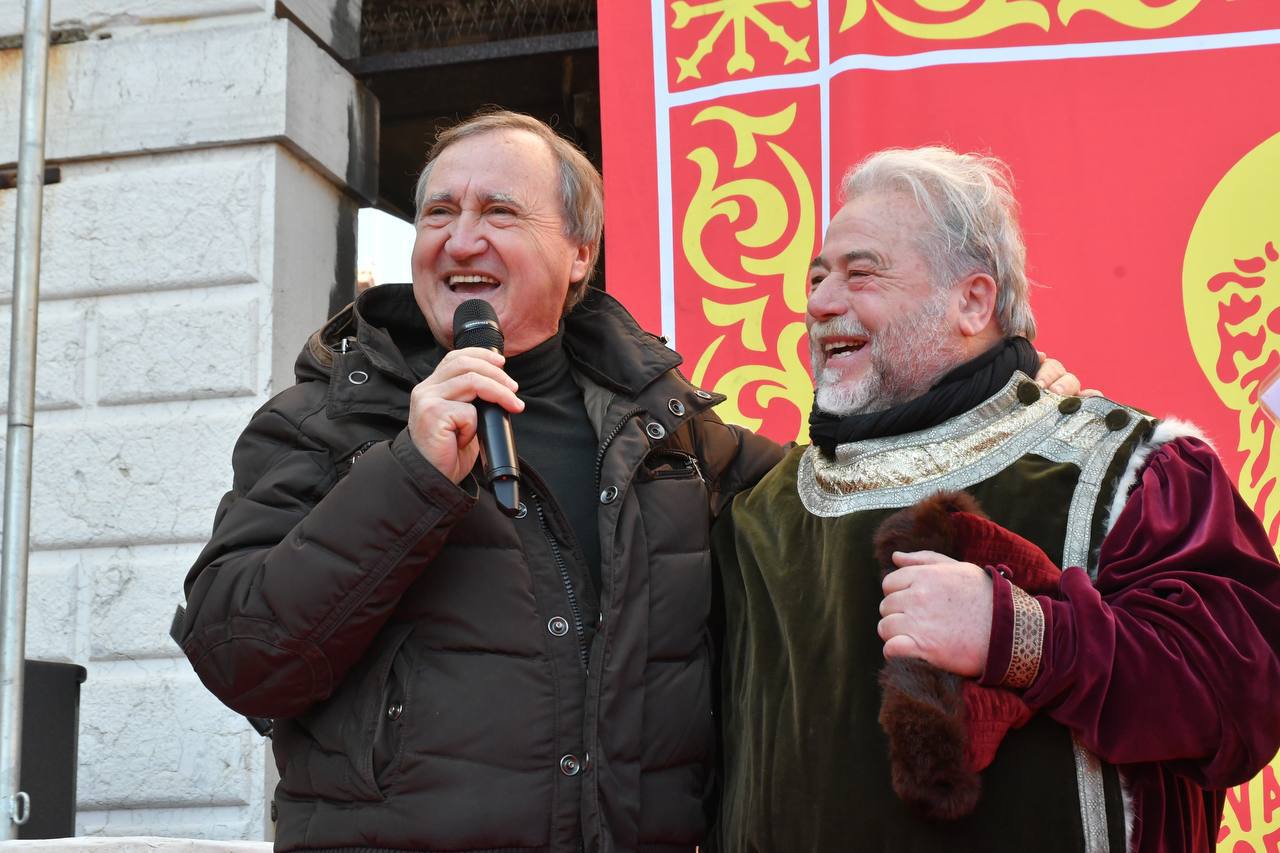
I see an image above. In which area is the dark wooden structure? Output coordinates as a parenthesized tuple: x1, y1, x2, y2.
(356, 0, 601, 221)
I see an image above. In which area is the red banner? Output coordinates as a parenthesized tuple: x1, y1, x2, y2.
(600, 3, 1280, 848)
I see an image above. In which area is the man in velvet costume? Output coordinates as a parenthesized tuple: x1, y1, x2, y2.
(710, 147, 1280, 852)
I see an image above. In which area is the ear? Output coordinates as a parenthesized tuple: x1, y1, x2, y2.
(568, 241, 594, 284)
(954, 273, 998, 337)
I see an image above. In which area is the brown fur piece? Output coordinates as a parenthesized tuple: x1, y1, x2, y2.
(873, 491, 984, 579)
(874, 490, 987, 820)
(878, 657, 979, 820)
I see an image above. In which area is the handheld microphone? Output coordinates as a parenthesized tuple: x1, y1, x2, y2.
(452, 299, 521, 515)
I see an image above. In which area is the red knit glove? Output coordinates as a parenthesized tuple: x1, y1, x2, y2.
(962, 680, 1034, 772)
(946, 510, 1061, 595)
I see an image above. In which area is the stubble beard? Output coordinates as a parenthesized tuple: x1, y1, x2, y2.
(811, 288, 966, 416)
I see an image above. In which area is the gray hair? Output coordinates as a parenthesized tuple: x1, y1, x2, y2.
(840, 146, 1036, 339)
(414, 110, 604, 311)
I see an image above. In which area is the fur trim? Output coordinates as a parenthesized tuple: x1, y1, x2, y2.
(878, 658, 978, 820)
(875, 492, 984, 820)
(1120, 769, 1136, 853)
(1103, 418, 1213, 537)
(874, 490, 1050, 821)
(873, 491, 984, 578)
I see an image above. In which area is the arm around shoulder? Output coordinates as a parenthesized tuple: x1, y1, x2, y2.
(687, 412, 786, 517)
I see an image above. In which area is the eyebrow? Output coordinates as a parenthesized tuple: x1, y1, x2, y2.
(425, 190, 521, 205)
(809, 249, 885, 269)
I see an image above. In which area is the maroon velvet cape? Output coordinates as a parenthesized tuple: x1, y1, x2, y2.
(981, 437, 1280, 852)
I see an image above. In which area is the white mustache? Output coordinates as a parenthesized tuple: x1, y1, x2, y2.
(808, 313, 870, 343)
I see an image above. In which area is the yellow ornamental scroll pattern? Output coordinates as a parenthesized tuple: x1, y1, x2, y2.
(840, 0, 1049, 38)
(1058, 0, 1200, 29)
(692, 321, 814, 437)
(839, 0, 1200, 38)
(681, 102, 817, 442)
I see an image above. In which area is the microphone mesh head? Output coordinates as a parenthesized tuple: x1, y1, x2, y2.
(453, 299, 504, 353)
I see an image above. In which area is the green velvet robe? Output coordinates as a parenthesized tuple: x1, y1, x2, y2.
(712, 375, 1148, 852)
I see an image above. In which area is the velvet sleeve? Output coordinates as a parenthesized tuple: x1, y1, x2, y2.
(1022, 436, 1280, 788)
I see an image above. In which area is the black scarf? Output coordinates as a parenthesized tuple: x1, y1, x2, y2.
(808, 337, 1040, 456)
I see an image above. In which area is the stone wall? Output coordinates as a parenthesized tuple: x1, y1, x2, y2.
(0, 0, 374, 839)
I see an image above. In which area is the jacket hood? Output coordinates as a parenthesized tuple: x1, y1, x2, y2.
(297, 283, 684, 396)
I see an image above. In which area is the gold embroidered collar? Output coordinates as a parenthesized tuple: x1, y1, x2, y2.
(797, 372, 1109, 517)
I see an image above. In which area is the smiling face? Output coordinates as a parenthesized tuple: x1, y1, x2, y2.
(411, 128, 591, 355)
(807, 191, 968, 415)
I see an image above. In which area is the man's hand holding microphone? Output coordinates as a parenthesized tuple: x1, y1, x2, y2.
(407, 300, 524, 513)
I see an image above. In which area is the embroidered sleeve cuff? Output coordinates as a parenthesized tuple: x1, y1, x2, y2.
(979, 567, 1045, 689)
(1002, 585, 1044, 689)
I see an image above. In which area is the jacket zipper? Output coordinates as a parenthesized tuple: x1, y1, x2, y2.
(532, 495, 589, 670)
(350, 440, 378, 466)
(594, 406, 644, 488)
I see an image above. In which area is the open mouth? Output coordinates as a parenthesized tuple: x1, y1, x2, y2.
(822, 338, 868, 361)
(447, 274, 501, 294)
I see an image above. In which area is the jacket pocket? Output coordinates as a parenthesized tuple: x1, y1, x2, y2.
(275, 622, 415, 802)
(370, 636, 413, 789)
(639, 449, 704, 482)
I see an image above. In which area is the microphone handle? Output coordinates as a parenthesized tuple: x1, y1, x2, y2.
(477, 399, 520, 515)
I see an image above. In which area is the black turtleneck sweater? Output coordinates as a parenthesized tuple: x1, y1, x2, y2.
(406, 329, 602, 612)
(502, 330, 602, 602)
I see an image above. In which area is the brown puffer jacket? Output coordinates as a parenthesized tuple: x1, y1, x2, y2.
(176, 283, 784, 853)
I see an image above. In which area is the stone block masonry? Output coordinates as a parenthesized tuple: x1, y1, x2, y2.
(0, 147, 269, 302)
(0, 303, 86, 412)
(0, 18, 377, 201)
(0, 1, 374, 839)
(0, 1, 359, 60)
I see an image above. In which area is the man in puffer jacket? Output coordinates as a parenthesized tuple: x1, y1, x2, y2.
(174, 110, 786, 853)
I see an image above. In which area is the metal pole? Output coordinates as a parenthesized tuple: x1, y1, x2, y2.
(1, 0, 53, 837)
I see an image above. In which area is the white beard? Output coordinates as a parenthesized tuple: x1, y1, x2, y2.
(811, 289, 965, 416)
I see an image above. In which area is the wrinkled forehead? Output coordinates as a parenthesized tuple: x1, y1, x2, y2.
(813, 191, 924, 268)
(427, 128, 560, 203)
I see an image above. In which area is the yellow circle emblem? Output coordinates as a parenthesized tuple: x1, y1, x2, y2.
(1183, 131, 1280, 547)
